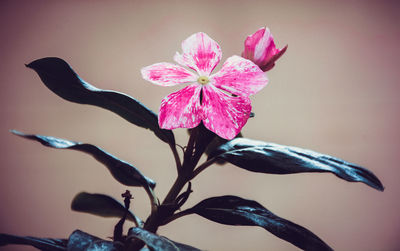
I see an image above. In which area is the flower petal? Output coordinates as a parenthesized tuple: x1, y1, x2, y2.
(260, 44, 287, 72)
(256, 28, 275, 64)
(211, 55, 268, 96)
(174, 32, 222, 76)
(159, 83, 202, 129)
(141, 62, 197, 86)
(242, 27, 267, 63)
(242, 27, 287, 72)
(202, 85, 251, 140)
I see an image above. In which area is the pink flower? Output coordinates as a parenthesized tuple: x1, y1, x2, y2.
(242, 27, 287, 72)
(141, 32, 268, 140)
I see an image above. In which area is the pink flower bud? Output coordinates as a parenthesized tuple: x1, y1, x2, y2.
(242, 27, 287, 72)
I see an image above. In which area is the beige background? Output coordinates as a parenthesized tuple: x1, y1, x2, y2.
(0, 1, 399, 250)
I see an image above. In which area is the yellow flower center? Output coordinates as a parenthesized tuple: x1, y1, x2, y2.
(197, 76, 210, 85)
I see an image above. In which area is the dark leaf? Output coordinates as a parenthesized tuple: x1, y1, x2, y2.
(204, 132, 242, 165)
(26, 57, 174, 144)
(71, 192, 142, 226)
(128, 227, 202, 251)
(67, 230, 99, 251)
(169, 240, 203, 251)
(204, 136, 228, 164)
(11, 130, 155, 188)
(0, 233, 67, 251)
(86, 241, 120, 251)
(189, 195, 332, 251)
(67, 230, 119, 251)
(209, 138, 384, 191)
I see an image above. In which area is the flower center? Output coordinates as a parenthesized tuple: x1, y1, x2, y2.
(197, 76, 210, 85)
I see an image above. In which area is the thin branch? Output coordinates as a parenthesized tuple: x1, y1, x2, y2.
(162, 174, 188, 205)
(175, 144, 186, 153)
(120, 191, 143, 227)
(169, 143, 182, 171)
(144, 185, 159, 213)
(183, 128, 199, 165)
(175, 182, 192, 209)
(132, 213, 143, 228)
(191, 157, 217, 180)
(161, 209, 193, 226)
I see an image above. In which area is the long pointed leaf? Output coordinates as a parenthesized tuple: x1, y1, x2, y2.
(71, 192, 143, 226)
(67, 230, 99, 251)
(209, 138, 384, 191)
(26, 57, 174, 144)
(86, 241, 119, 251)
(189, 195, 332, 251)
(0, 233, 67, 251)
(128, 227, 202, 251)
(67, 230, 118, 251)
(204, 132, 243, 165)
(11, 130, 155, 188)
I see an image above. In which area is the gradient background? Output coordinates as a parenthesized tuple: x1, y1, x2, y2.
(0, 1, 399, 250)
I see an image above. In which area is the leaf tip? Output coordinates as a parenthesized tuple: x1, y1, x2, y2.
(70, 192, 88, 211)
(25, 59, 40, 69)
(370, 175, 384, 191)
(10, 129, 23, 136)
(25, 57, 68, 71)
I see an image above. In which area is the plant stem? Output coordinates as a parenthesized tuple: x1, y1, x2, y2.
(144, 185, 158, 213)
(169, 143, 182, 171)
(160, 209, 193, 226)
(191, 157, 217, 179)
(182, 127, 199, 169)
(129, 126, 214, 250)
(163, 174, 189, 205)
(142, 175, 189, 234)
(131, 214, 142, 228)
